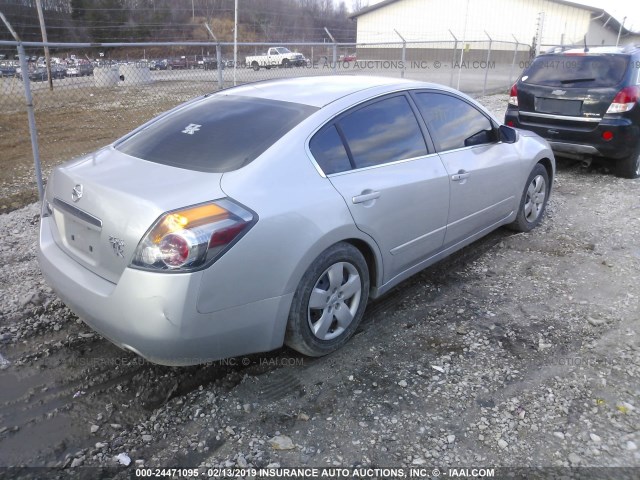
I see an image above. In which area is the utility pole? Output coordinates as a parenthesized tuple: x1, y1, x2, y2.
(35, 0, 53, 91)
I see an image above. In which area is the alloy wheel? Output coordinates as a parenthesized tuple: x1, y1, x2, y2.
(307, 261, 362, 341)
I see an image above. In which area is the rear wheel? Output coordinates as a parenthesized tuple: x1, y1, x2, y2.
(615, 146, 640, 179)
(282, 59, 290, 68)
(285, 243, 369, 357)
(251, 61, 259, 71)
(508, 163, 550, 232)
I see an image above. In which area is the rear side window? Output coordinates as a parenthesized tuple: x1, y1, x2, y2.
(337, 95, 428, 169)
(413, 93, 494, 151)
(309, 125, 352, 175)
(523, 54, 629, 88)
(116, 95, 317, 172)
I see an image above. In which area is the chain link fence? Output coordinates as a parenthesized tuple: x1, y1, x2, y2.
(1, 39, 532, 112)
(0, 38, 530, 211)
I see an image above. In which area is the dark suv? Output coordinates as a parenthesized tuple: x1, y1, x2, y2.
(505, 45, 640, 178)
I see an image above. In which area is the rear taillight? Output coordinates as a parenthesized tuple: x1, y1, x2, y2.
(508, 84, 518, 107)
(131, 199, 255, 272)
(606, 86, 640, 114)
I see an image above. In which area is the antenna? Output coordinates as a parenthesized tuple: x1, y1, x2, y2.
(583, 35, 589, 53)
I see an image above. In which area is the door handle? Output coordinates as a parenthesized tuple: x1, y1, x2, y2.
(451, 170, 470, 182)
(352, 191, 381, 204)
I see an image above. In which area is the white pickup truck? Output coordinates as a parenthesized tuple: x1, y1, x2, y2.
(245, 47, 307, 71)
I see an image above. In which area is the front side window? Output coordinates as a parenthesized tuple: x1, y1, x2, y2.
(413, 93, 495, 151)
(116, 95, 317, 172)
(337, 95, 428, 169)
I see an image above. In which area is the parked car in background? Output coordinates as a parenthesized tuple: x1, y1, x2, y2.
(148, 59, 168, 70)
(50, 64, 67, 79)
(0, 61, 17, 77)
(39, 76, 554, 366)
(16, 66, 47, 82)
(66, 61, 93, 77)
(203, 57, 224, 70)
(505, 45, 640, 178)
(27, 68, 48, 82)
(340, 53, 357, 62)
(167, 57, 188, 70)
(246, 47, 306, 70)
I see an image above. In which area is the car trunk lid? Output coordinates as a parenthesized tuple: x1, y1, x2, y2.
(518, 53, 630, 126)
(46, 147, 225, 284)
(518, 84, 620, 123)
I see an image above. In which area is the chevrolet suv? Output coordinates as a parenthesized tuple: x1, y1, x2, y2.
(505, 45, 640, 178)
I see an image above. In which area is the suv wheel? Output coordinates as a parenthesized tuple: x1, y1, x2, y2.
(615, 146, 640, 179)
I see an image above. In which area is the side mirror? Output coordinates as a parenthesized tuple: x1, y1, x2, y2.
(499, 124, 518, 144)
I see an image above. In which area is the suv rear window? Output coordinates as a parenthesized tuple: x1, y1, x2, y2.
(523, 54, 629, 88)
(116, 95, 317, 172)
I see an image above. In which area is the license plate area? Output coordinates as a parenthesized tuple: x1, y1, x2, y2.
(535, 97, 583, 116)
(65, 217, 100, 256)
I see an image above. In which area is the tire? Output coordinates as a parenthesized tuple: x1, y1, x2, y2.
(285, 242, 370, 357)
(282, 59, 290, 68)
(614, 146, 640, 179)
(251, 61, 259, 71)
(507, 163, 550, 232)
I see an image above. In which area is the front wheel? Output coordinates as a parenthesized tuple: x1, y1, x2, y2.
(508, 163, 550, 232)
(285, 243, 369, 357)
(615, 146, 640, 179)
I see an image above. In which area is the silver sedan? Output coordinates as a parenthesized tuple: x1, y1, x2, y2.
(38, 76, 555, 365)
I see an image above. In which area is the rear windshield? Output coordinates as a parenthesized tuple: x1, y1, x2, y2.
(523, 54, 629, 88)
(116, 94, 317, 172)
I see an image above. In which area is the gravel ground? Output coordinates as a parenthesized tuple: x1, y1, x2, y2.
(0, 94, 639, 474)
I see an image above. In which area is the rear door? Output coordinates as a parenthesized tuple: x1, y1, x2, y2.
(311, 93, 450, 282)
(412, 91, 522, 247)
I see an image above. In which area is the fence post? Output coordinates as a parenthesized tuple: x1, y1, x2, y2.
(509, 34, 520, 86)
(204, 23, 223, 90)
(324, 27, 337, 74)
(0, 13, 44, 201)
(482, 31, 492, 96)
(394, 29, 407, 78)
(448, 30, 458, 88)
(216, 45, 223, 90)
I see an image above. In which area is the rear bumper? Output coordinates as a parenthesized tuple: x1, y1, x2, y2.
(38, 216, 292, 366)
(505, 108, 639, 160)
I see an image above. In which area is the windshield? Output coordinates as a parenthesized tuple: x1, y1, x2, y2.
(116, 94, 317, 172)
(523, 54, 629, 88)
(275, 47, 291, 54)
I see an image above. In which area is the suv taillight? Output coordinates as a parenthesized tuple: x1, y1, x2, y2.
(606, 86, 640, 114)
(131, 199, 255, 272)
(508, 83, 518, 107)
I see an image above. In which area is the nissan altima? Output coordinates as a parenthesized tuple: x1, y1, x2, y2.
(38, 76, 555, 365)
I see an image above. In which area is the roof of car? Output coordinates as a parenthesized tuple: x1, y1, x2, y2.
(561, 46, 627, 55)
(221, 76, 424, 107)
